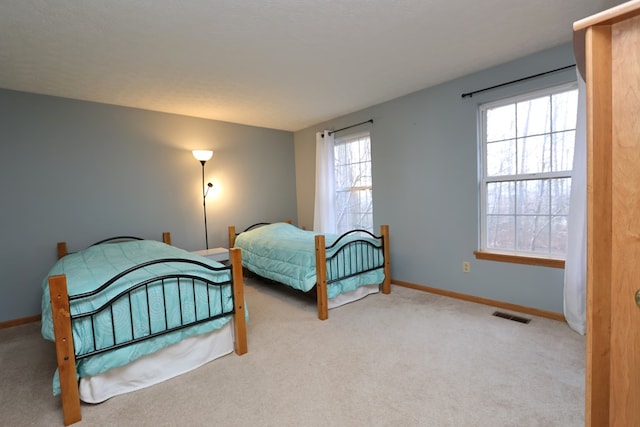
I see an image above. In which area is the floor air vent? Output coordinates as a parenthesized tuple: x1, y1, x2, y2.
(492, 311, 531, 324)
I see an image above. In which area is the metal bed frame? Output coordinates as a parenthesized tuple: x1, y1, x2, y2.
(228, 222, 390, 320)
(324, 229, 386, 284)
(47, 234, 247, 426)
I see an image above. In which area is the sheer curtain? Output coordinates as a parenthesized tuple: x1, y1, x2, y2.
(563, 71, 587, 335)
(313, 130, 337, 233)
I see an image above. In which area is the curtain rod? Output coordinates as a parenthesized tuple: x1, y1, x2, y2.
(324, 119, 374, 136)
(460, 64, 576, 99)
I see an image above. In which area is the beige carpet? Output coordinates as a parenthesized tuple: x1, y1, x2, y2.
(0, 278, 585, 426)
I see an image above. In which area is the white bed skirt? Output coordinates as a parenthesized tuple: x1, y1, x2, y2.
(79, 321, 235, 403)
(328, 284, 379, 309)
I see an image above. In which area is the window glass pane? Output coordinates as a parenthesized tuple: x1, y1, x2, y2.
(359, 138, 367, 161)
(550, 178, 571, 215)
(355, 161, 365, 187)
(517, 134, 551, 174)
(550, 216, 568, 254)
(486, 104, 516, 142)
(517, 96, 550, 137)
(487, 182, 515, 214)
(552, 131, 575, 172)
(486, 215, 515, 251)
(335, 165, 345, 189)
(336, 188, 373, 234)
(516, 180, 549, 215)
(346, 141, 355, 164)
(334, 144, 347, 188)
(516, 216, 550, 253)
(552, 90, 578, 132)
(487, 139, 515, 176)
(335, 143, 346, 164)
(336, 190, 348, 212)
(361, 161, 372, 186)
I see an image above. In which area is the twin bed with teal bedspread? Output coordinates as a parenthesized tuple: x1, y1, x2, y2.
(41, 236, 247, 426)
(231, 222, 391, 319)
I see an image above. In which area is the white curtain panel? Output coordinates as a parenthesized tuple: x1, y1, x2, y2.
(313, 130, 337, 233)
(563, 71, 587, 335)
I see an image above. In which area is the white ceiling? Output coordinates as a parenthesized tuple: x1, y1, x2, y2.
(0, 0, 625, 132)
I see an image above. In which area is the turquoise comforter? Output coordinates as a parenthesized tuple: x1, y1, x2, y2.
(41, 240, 234, 396)
(234, 222, 384, 298)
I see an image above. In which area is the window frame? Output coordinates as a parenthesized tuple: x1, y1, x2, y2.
(476, 82, 578, 267)
(333, 130, 374, 234)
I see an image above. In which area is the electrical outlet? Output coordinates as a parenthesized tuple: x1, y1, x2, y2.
(462, 261, 470, 273)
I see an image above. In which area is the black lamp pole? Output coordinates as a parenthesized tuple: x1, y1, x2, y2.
(193, 150, 213, 250)
(199, 160, 209, 250)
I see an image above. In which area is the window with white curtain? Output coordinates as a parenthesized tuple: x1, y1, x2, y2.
(334, 131, 373, 234)
(479, 83, 578, 259)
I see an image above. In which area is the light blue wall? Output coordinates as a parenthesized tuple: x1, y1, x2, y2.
(295, 43, 577, 314)
(0, 90, 297, 322)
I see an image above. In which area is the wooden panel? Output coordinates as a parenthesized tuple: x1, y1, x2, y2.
(393, 279, 565, 321)
(574, 0, 640, 31)
(228, 225, 236, 248)
(610, 14, 640, 426)
(380, 224, 391, 294)
(577, 3, 640, 426)
(314, 234, 328, 320)
(473, 250, 565, 268)
(162, 232, 171, 245)
(230, 248, 248, 355)
(48, 275, 81, 426)
(0, 314, 41, 329)
(57, 242, 68, 260)
(585, 24, 613, 427)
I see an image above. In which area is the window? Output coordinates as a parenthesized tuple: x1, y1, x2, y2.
(334, 132, 373, 234)
(479, 84, 578, 260)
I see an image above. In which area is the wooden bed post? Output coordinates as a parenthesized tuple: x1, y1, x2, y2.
(228, 226, 236, 248)
(314, 235, 329, 320)
(57, 242, 68, 260)
(229, 248, 248, 355)
(381, 225, 391, 294)
(162, 232, 171, 245)
(48, 275, 81, 426)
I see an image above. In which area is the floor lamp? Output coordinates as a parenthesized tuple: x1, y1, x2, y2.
(192, 150, 213, 249)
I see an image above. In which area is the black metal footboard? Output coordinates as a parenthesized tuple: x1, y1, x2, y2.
(324, 229, 385, 284)
(314, 225, 390, 320)
(229, 221, 390, 321)
(69, 258, 236, 360)
(48, 239, 247, 426)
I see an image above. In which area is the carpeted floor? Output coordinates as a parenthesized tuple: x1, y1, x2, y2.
(0, 277, 585, 426)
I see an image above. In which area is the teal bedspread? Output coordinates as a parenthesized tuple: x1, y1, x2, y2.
(234, 222, 384, 298)
(41, 240, 235, 396)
